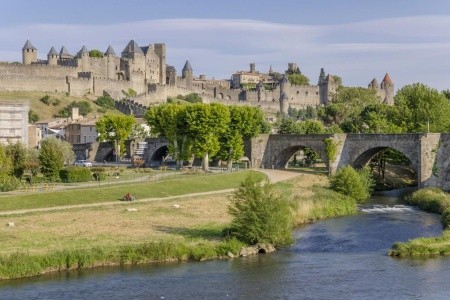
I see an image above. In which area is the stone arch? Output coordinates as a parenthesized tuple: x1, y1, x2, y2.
(271, 144, 328, 169)
(351, 146, 417, 171)
(148, 145, 169, 167)
(227, 95, 231, 100)
(218, 93, 224, 99)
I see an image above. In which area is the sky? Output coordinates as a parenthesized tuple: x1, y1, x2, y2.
(2, 0, 450, 90)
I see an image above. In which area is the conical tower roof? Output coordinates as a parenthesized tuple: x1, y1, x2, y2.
(22, 39, 37, 50)
(79, 45, 89, 54)
(369, 78, 379, 88)
(182, 60, 193, 73)
(381, 73, 393, 85)
(48, 47, 58, 56)
(105, 45, 116, 56)
(280, 74, 289, 84)
(59, 46, 72, 56)
(122, 40, 144, 55)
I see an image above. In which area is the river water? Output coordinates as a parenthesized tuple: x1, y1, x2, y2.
(1, 194, 450, 300)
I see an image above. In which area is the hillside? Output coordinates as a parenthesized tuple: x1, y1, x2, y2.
(0, 91, 119, 121)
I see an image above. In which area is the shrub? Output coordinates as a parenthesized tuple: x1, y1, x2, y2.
(442, 208, 450, 228)
(405, 187, 450, 214)
(330, 166, 374, 203)
(94, 95, 115, 110)
(39, 95, 51, 105)
(59, 166, 92, 183)
(91, 167, 107, 181)
(0, 174, 21, 192)
(228, 175, 294, 247)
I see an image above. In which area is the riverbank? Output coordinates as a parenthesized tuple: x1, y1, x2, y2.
(0, 170, 357, 280)
(389, 188, 450, 257)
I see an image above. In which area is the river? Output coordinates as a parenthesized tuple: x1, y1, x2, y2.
(1, 193, 450, 299)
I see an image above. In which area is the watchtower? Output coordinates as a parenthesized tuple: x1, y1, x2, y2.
(22, 40, 37, 65)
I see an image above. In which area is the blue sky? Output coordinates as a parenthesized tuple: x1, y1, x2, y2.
(2, 0, 450, 90)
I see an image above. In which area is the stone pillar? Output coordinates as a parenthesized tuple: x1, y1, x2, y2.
(418, 133, 441, 188)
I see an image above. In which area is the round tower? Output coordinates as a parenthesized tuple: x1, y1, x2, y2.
(380, 73, 394, 104)
(22, 40, 37, 65)
(368, 78, 379, 90)
(182, 60, 193, 89)
(47, 47, 58, 66)
(256, 81, 264, 102)
(105, 45, 116, 80)
(78, 45, 89, 71)
(280, 92, 289, 116)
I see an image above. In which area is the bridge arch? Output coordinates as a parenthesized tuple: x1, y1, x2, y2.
(147, 145, 169, 167)
(274, 145, 328, 169)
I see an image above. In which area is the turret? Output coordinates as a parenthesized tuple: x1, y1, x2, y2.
(182, 60, 193, 89)
(256, 81, 264, 102)
(280, 74, 289, 95)
(77, 45, 89, 71)
(269, 65, 273, 75)
(47, 47, 58, 66)
(105, 45, 116, 80)
(380, 73, 394, 104)
(368, 78, 379, 90)
(319, 74, 337, 105)
(121, 40, 144, 59)
(59, 46, 73, 59)
(154, 43, 166, 85)
(250, 63, 256, 73)
(280, 92, 288, 116)
(22, 40, 37, 65)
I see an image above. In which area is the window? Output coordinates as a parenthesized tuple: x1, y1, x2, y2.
(77, 135, 81, 143)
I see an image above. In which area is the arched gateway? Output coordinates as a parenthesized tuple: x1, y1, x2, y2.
(247, 133, 450, 189)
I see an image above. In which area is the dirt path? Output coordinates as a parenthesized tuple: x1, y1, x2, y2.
(0, 169, 301, 216)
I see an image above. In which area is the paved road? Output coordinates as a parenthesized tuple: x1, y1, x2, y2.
(0, 169, 301, 216)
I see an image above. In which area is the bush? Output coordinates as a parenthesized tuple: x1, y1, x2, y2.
(228, 175, 294, 247)
(330, 166, 374, 203)
(442, 208, 450, 228)
(59, 166, 92, 183)
(94, 95, 115, 110)
(91, 167, 107, 181)
(405, 187, 450, 214)
(0, 174, 21, 192)
(39, 95, 51, 105)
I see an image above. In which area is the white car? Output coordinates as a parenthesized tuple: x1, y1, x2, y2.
(74, 160, 93, 167)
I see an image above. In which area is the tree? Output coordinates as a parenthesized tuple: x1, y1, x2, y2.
(182, 103, 230, 171)
(94, 95, 116, 110)
(6, 141, 26, 178)
(228, 175, 294, 246)
(28, 109, 39, 123)
(0, 144, 12, 175)
(330, 166, 374, 203)
(38, 137, 75, 181)
(394, 83, 450, 133)
(357, 104, 403, 133)
(287, 73, 310, 86)
(332, 75, 343, 87)
(319, 87, 381, 132)
(57, 101, 92, 117)
(89, 49, 104, 58)
(96, 114, 136, 162)
(184, 93, 202, 103)
(217, 106, 265, 169)
(23, 148, 40, 184)
(145, 104, 190, 168)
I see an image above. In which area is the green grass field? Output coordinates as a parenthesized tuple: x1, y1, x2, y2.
(0, 170, 265, 211)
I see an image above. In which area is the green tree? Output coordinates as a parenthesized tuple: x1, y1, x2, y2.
(0, 144, 12, 175)
(96, 114, 136, 161)
(6, 141, 26, 178)
(330, 166, 374, 203)
(23, 148, 40, 184)
(228, 175, 294, 246)
(217, 106, 265, 169)
(358, 104, 403, 133)
(28, 109, 40, 123)
(394, 83, 450, 132)
(145, 104, 190, 168)
(319, 87, 380, 132)
(184, 93, 202, 103)
(183, 103, 230, 171)
(89, 49, 104, 58)
(332, 75, 343, 87)
(38, 137, 75, 181)
(94, 95, 116, 110)
(287, 73, 310, 86)
(57, 101, 92, 117)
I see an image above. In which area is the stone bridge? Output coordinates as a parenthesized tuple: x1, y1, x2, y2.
(247, 134, 450, 189)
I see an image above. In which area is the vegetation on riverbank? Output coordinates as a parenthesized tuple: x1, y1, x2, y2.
(0, 170, 357, 280)
(389, 188, 450, 257)
(0, 239, 245, 280)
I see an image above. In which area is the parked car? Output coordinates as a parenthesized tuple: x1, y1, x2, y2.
(74, 160, 93, 167)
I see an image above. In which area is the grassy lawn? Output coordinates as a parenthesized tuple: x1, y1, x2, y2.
(0, 170, 265, 211)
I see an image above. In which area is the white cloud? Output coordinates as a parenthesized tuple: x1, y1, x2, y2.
(1, 16, 450, 89)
